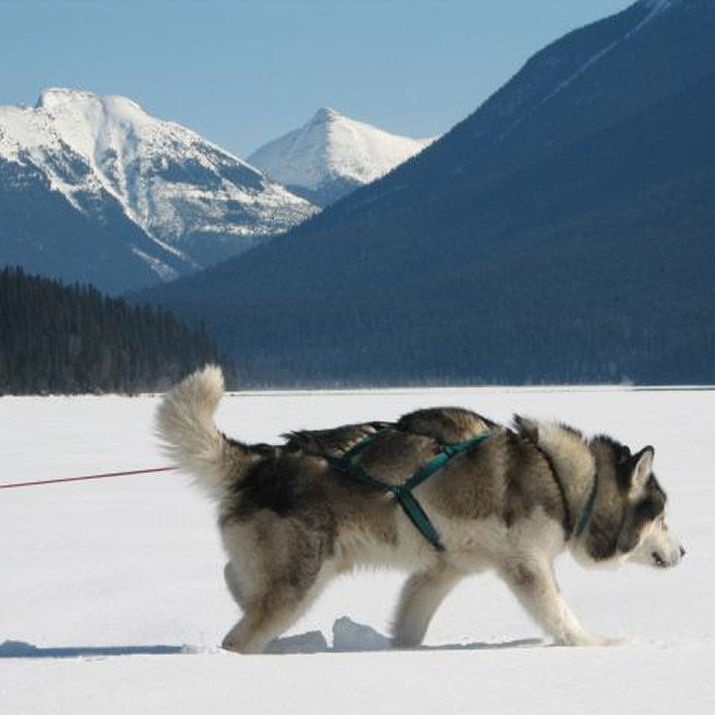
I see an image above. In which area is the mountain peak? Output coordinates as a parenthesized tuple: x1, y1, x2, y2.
(35, 87, 148, 119)
(1, 87, 317, 291)
(36, 87, 92, 110)
(311, 107, 341, 123)
(248, 109, 435, 206)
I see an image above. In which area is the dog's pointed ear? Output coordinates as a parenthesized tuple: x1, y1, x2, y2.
(513, 415, 539, 443)
(630, 446, 654, 496)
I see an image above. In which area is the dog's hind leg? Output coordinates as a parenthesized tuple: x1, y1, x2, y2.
(221, 567, 330, 654)
(391, 564, 463, 648)
(499, 558, 602, 646)
(223, 562, 245, 607)
(220, 519, 334, 654)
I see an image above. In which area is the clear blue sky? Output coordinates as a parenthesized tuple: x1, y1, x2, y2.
(1, 0, 634, 157)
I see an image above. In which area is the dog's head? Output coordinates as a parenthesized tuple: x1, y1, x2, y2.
(590, 438, 685, 569)
(513, 416, 686, 570)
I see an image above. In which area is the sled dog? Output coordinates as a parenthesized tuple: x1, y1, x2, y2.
(156, 366, 685, 653)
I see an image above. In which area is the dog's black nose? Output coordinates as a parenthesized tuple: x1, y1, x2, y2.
(680, 545, 686, 558)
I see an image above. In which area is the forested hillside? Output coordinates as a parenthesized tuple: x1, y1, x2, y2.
(0, 266, 232, 394)
(138, 0, 715, 386)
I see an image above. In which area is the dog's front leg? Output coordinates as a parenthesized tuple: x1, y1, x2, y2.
(499, 558, 604, 646)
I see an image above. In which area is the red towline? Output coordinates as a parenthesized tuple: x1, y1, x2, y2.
(0, 466, 177, 490)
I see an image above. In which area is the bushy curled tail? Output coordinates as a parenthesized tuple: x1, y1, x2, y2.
(155, 365, 253, 499)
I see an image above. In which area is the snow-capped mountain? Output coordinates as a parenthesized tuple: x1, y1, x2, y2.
(0, 88, 317, 291)
(248, 108, 435, 206)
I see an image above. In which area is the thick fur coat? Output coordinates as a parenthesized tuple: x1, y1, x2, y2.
(156, 366, 684, 653)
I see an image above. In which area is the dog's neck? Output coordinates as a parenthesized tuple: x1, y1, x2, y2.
(524, 421, 598, 541)
(550, 434, 631, 569)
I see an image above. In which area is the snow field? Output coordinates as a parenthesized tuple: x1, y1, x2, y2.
(1, 385, 714, 713)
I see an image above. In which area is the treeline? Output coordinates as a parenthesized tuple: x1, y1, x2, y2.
(0, 266, 233, 395)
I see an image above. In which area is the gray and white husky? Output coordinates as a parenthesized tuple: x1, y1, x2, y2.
(156, 366, 685, 653)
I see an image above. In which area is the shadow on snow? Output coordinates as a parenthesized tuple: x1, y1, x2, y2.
(0, 641, 186, 658)
(1, 618, 542, 658)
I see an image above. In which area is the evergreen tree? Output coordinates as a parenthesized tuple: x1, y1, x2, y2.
(0, 266, 234, 395)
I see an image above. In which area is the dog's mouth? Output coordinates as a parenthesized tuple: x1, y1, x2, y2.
(652, 551, 668, 568)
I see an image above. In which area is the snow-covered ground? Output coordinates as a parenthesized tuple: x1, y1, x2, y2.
(1, 385, 713, 713)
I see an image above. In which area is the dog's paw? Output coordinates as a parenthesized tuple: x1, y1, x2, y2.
(221, 627, 266, 654)
(220, 637, 242, 653)
(221, 625, 246, 653)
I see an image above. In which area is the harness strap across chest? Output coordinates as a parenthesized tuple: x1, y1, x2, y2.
(535, 444, 598, 541)
(328, 430, 493, 551)
(572, 478, 598, 539)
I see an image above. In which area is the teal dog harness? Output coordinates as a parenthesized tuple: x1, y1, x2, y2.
(329, 430, 492, 551)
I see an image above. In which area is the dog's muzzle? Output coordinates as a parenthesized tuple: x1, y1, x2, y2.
(652, 543, 686, 568)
